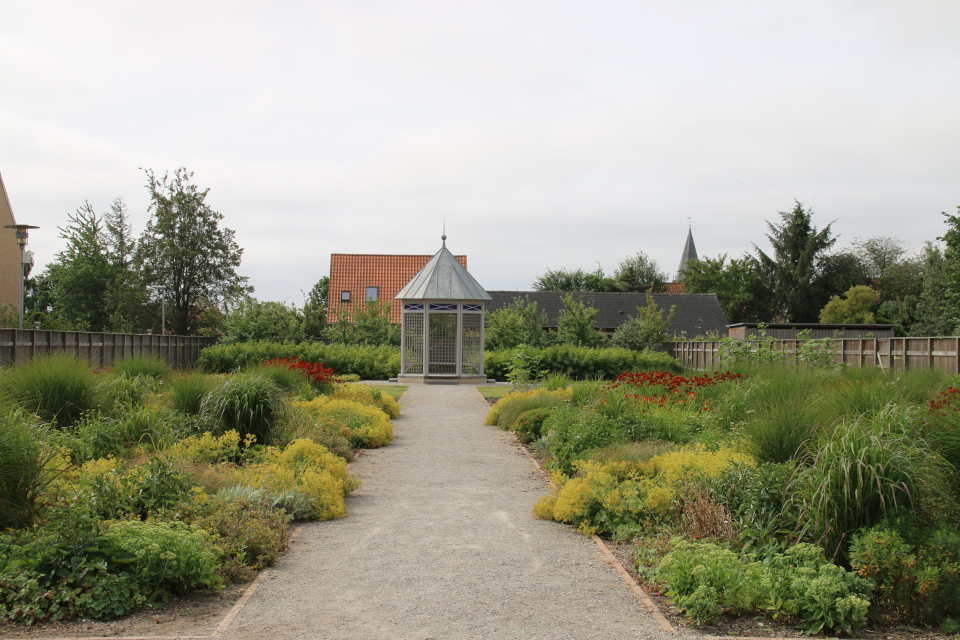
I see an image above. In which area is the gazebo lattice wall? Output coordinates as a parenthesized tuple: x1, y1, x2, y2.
(395, 235, 491, 384)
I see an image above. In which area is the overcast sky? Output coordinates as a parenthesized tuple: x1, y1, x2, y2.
(2, 1, 959, 305)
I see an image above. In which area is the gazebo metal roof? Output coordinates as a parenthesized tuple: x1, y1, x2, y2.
(395, 236, 492, 301)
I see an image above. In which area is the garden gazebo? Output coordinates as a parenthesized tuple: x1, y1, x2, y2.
(395, 234, 492, 384)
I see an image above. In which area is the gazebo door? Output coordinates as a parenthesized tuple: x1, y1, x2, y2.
(427, 310, 458, 375)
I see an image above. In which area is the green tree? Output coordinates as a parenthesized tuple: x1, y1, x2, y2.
(849, 235, 923, 302)
(221, 295, 306, 344)
(556, 294, 605, 347)
(302, 276, 328, 339)
(137, 168, 246, 335)
(533, 266, 617, 292)
(611, 293, 676, 351)
(102, 198, 146, 332)
(913, 242, 956, 336)
(681, 254, 767, 323)
(752, 201, 838, 322)
(44, 203, 112, 331)
(325, 301, 399, 347)
(819, 285, 879, 324)
(613, 251, 667, 293)
(936, 206, 960, 331)
(485, 297, 551, 350)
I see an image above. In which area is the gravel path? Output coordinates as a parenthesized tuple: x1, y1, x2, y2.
(222, 384, 673, 640)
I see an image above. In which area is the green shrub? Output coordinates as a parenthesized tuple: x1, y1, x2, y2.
(294, 397, 393, 448)
(202, 373, 284, 445)
(513, 407, 556, 443)
(583, 440, 676, 465)
(110, 354, 172, 380)
(0, 410, 56, 530)
(484, 345, 683, 381)
(166, 372, 215, 416)
(0, 353, 98, 428)
(541, 372, 572, 391)
(925, 385, 960, 496)
(544, 405, 699, 474)
(485, 388, 571, 430)
(80, 457, 195, 521)
(850, 522, 960, 624)
(707, 462, 799, 556)
(193, 496, 290, 582)
(197, 341, 401, 380)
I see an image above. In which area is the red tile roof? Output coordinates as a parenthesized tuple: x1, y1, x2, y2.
(662, 282, 686, 294)
(329, 254, 468, 323)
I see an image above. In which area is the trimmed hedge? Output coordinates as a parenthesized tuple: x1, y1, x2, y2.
(484, 345, 682, 381)
(197, 342, 401, 380)
(198, 341, 681, 381)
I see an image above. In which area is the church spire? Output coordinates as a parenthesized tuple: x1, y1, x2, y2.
(676, 225, 698, 281)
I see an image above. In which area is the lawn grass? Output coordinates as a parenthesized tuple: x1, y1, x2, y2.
(377, 385, 408, 400)
(476, 385, 512, 399)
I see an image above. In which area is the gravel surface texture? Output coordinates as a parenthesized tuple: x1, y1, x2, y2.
(222, 383, 672, 640)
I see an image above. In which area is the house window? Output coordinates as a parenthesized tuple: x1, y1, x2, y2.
(341, 291, 351, 303)
(366, 286, 378, 302)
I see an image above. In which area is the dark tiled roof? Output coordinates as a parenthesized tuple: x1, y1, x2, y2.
(329, 254, 468, 323)
(486, 291, 728, 338)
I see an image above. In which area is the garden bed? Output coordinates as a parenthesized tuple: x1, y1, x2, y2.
(486, 365, 960, 637)
(0, 353, 401, 627)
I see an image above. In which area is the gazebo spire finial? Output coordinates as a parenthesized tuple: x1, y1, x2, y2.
(442, 219, 446, 245)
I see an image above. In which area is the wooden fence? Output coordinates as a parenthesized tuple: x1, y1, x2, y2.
(667, 337, 960, 374)
(0, 329, 219, 369)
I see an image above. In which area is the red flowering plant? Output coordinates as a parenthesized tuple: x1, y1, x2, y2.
(264, 356, 339, 394)
(926, 387, 960, 492)
(603, 370, 746, 412)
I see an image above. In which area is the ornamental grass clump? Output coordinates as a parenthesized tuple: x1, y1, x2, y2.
(97, 371, 160, 413)
(0, 353, 99, 428)
(166, 372, 215, 416)
(795, 407, 949, 564)
(253, 361, 312, 395)
(109, 354, 172, 380)
(0, 410, 57, 530)
(737, 367, 830, 464)
(202, 373, 284, 445)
